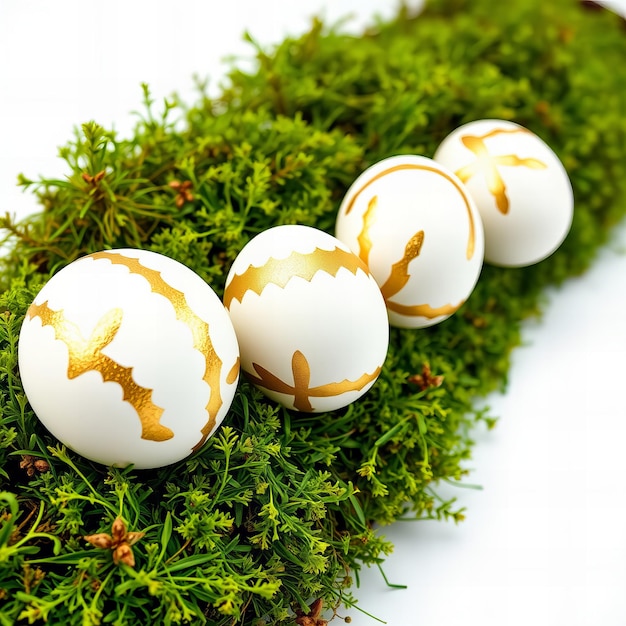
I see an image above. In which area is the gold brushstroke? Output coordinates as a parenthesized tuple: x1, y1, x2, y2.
(244, 350, 381, 412)
(379, 231, 463, 321)
(88, 251, 226, 451)
(226, 357, 240, 385)
(223, 246, 369, 309)
(455, 127, 547, 214)
(385, 299, 465, 319)
(347, 162, 476, 260)
(380, 230, 465, 319)
(379, 231, 424, 299)
(356, 195, 379, 265)
(27, 301, 172, 442)
(468, 127, 530, 142)
(290, 350, 312, 412)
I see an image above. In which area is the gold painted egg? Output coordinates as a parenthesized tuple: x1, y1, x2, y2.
(433, 119, 574, 267)
(18, 249, 240, 469)
(335, 154, 485, 328)
(223, 225, 389, 412)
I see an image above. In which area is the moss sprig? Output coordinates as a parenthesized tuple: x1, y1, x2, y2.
(1, 0, 625, 623)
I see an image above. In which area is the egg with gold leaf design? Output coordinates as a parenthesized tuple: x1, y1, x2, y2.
(223, 225, 389, 412)
(433, 119, 574, 267)
(18, 249, 240, 469)
(335, 154, 485, 328)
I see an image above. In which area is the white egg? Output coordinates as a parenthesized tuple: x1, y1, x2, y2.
(18, 249, 240, 469)
(223, 225, 389, 412)
(335, 154, 485, 329)
(433, 119, 574, 267)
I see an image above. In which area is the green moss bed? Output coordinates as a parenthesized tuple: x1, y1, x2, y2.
(1, 0, 625, 624)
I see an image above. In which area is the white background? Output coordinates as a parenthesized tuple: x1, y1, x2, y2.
(1, 2, 625, 625)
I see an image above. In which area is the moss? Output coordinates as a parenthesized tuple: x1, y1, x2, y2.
(0, 0, 624, 623)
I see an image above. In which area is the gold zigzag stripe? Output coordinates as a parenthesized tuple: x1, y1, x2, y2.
(27, 301, 174, 442)
(89, 251, 231, 451)
(223, 246, 369, 308)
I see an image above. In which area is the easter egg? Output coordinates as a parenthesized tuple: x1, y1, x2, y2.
(223, 225, 389, 412)
(433, 119, 574, 267)
(335, 154, 485, 328)
(18, 249, 240, 469)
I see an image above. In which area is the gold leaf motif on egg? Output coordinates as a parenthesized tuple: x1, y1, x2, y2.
(454, 127, 548, 214)
(27, 301, 173, 442)
(88, 251, 229, 451)
(244, 350, 381, 412)
(223, 246, 370, 308)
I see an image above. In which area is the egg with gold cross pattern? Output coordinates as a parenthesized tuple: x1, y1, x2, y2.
(18, 249, 240, 469)
(223, 225, 389, 412)
(335, 154, 485, 329)
(433, 119, 574, 267)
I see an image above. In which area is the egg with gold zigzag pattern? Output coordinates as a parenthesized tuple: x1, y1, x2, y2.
(223, 225, 389, 413)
